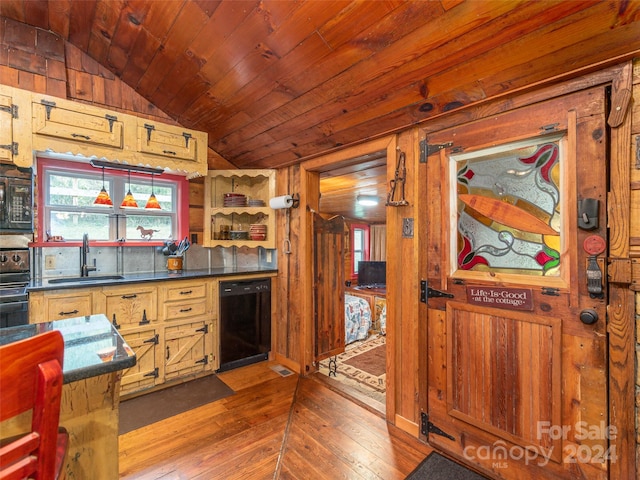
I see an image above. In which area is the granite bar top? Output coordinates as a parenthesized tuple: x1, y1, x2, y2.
(28, 267, 278, 291)
(0, 314, 136, 383)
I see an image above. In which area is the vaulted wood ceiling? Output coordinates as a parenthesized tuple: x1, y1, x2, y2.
(2, 1, 639, 222)
(2, 0, 639, 172)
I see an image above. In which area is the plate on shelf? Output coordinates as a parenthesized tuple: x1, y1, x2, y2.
(229, 230, 249, 240)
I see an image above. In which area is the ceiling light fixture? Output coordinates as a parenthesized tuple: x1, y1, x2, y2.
(93, 167, 113, 207)
(357, 195, 379, 207)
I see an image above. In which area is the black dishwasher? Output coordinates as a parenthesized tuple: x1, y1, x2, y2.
(218, 278, 271, 372)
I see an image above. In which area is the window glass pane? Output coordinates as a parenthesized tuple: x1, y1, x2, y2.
(354, 252, 363, 274)
(49, 211, 110, 240)
(129, 181, 175, 211)
(48, 173, 107, 207)
(454, 136, 562, 277)
(126, 215, 173, 241)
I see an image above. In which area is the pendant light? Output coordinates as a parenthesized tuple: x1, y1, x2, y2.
(145, 174, 161, 210)
(93, 167, 113, 207)
(120, 170, 138, 209)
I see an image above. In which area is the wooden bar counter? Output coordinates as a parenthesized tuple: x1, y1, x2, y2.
(0, 314, 136, 479)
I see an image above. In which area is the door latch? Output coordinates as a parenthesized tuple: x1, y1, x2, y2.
(578, 198, 599, 230)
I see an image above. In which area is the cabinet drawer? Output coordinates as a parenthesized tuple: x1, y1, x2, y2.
(101, 286, 157, 326)
(45, 294, 92, 320)
(163, 298, 207, 320)
(32, 99, 124, 148)
(162, 283, 207, 302)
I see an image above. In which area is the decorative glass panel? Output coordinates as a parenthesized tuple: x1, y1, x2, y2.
(453, 135, 563, 276)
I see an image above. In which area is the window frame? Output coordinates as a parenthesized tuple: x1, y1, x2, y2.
(36, 157, 189, 245)
(350, 223, 370, 280)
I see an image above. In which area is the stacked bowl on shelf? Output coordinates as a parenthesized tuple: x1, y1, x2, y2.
(223, 193, 247, 207)
(249, 224, 267, 241)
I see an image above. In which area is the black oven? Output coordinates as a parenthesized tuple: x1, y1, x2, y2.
(0, 249, 30, 328)
(0, 163, 33, 232)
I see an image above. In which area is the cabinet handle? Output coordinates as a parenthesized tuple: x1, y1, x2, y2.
(166, 346, 170, 360)
(163, 150, 177, 156)
(58, 309, 79, 316)
(180, 307, 192, 313)
(71, 133, 91, 140)
(121, 294, 138, 299)
(180, 290, 192, 295)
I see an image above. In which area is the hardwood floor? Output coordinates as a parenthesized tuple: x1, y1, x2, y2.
(119, 361, 432, 479)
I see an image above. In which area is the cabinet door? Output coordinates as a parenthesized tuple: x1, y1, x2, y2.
(100, 285, 157, 327)
(32, 98, 124, 148)
(164, 319, 210, 380)
(0, 94, 17, 163)
(120, 325, 161, 395)
(137, 120, 199, 162)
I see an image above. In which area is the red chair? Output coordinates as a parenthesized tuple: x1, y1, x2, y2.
(0, 330, 68, 480)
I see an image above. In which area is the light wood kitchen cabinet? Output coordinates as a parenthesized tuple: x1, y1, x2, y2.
(164, 319, 210, 380)
(29, 276, 220, 395)
(0, 84, 208, 176)
(119, 324, 161, 395)
(159, 279, 217, 374)
(136, 119, 205, 163)
(204, 169, 276, 249)
(0, 85, 33, 167)
(32, 96, 125, 149)
(29, 288, 93, 322)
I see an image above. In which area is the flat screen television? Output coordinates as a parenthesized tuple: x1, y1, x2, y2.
(357, 261, 386, 287)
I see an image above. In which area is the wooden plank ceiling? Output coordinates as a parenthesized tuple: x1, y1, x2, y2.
(1, 0, 640, 221)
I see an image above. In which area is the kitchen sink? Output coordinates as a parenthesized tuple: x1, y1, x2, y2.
(48, 275, 124, 284)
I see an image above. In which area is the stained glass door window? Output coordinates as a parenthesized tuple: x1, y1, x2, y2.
(450, 134, 564, 279)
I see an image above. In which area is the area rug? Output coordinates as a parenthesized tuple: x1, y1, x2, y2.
(119, 375, 235, 435)
(406, 452, 489, 480)
(318, 335, 386, 403)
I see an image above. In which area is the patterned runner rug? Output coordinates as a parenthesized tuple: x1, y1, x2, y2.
(318, 335, 386, 403)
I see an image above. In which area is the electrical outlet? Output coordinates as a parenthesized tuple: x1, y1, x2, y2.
(45, 255, 56, 270)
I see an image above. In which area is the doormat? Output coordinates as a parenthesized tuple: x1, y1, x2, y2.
(318, 335, 386, 403)
(119, 375, 235, 435)
(406, 452, 489, 480)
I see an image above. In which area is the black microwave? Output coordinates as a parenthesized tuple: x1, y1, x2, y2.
(0, 164, 33, 232)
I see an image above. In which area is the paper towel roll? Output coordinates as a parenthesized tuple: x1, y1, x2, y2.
(269, 195, 294, 209)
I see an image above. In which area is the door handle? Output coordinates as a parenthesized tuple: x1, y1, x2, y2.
(579, 309, 598, 325)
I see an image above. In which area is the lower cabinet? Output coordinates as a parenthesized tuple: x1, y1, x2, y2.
(29, 277, 219, 397)
(119, 325, 161, 396)
(164, 319, 210, 380)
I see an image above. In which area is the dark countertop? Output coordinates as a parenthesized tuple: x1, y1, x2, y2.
(0, 314, 136, 383)
(28, 267, 278, 291)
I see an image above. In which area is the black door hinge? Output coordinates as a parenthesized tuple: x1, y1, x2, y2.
(421, 412, 455, 441)
(195, 324, 209, 334)
(0, 103, 18, 118)
(421, 280, 454, 303)
(143, 367, 159, 378)
(0, 142, 18, 156)
(195, 356, 208, 365)
(143, 334, 159, 345)
(419, 139, 454, 163)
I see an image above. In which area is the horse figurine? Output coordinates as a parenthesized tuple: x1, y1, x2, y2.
(137, 225, 159, 239)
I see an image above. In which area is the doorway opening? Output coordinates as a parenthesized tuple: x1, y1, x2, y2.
(313, 148, 387, 413)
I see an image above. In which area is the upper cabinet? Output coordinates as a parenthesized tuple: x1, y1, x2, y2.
(204, 169, 276, 249)
(32, 98, 124, 149)
(136, 120, 201, 163)
(0, 84, 208, 177)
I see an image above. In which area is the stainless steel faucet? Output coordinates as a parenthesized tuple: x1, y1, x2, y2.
(80, 233, 97, 277)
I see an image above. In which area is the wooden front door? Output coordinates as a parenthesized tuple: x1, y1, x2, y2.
(313, 212, 345, 361)
(424, 87, 610, 479)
